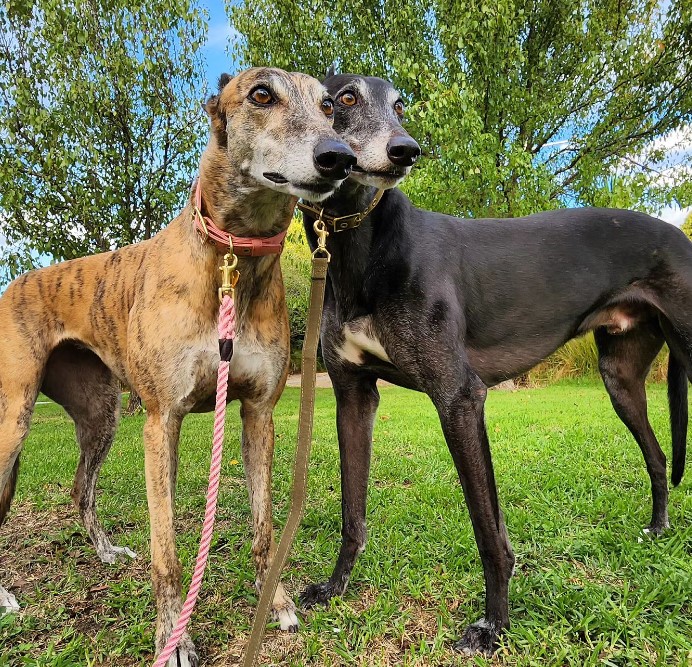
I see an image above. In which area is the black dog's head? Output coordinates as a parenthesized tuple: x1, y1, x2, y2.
(322, 73, 421, 190)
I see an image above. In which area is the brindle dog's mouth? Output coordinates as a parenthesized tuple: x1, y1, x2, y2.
(263, 172, 289, 184)
(263, 173, 336, 194)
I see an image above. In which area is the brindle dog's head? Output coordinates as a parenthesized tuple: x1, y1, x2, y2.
(205, 68, 356, 201)
(322, 73, 421, 190)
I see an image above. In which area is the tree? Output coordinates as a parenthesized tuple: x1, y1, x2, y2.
(229, 0, 692, 218)
(0, 0, 208, 283)
(681, 210, 692, 239)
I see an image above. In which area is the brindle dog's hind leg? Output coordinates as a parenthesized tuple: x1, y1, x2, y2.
(42, 344, 136, 563)
(241, 399, 299, 631)
(0, 368, 41, 612)
(594, 321, 669, 534)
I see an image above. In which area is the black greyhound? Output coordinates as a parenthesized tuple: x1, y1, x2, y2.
(298, 73, 690, 655)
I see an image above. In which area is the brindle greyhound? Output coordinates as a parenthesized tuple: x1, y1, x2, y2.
(298, 73, 690, 655)
(0, 67, 356, 666)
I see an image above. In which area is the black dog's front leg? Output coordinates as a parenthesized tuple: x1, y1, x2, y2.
(432, 369, 515, 655)
(301, 374, 379, 607)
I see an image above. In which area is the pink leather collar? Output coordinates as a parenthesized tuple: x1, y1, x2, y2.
(193, 179, 287, 256)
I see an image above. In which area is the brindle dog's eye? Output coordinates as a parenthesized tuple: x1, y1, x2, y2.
(394, 100, 405, 116)
(321, 98, 334, 117)
(249, 87, 274, 105)
(339, 92, 357, 106)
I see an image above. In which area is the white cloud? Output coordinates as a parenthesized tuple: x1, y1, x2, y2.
(204, 22, 240, 50)
(659, 205, 691, 227)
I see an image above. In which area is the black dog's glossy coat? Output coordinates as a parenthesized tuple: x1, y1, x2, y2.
(299, 74, 691, 654)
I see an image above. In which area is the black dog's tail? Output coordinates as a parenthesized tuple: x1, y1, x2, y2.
(668, 353, 687, 486)
(0, 455, 19, 527)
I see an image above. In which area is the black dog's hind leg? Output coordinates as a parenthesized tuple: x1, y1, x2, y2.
(431, 367, 514, 656)
(301, 373, 379, 607)
(595, 323, 669, 534)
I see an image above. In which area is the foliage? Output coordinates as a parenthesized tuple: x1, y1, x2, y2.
(282, 215, 313, 368)
(681, 210, 692, 239)
(230, 0, 692, 219)
(3, 383, 691, 664)
(0, 0, 207, 282)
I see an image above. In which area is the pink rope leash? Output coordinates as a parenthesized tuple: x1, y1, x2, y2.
(153, 294, 236, 667)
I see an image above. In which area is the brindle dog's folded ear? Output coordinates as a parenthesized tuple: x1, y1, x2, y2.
(202, 72, 234, 148)
(202, 73, 234, 116)
(217, 73, 233, 91)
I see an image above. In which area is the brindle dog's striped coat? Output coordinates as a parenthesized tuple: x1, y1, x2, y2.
(0, 67, 355, 666)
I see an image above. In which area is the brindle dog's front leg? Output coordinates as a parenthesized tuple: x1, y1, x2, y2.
(301, 373, 379, 607)
(143, 411, 199, 667)
(240, 400, 299, 631)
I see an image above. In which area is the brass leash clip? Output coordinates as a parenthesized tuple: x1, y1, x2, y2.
(219, 238, 240, 301)
(312, 209, 331, 262)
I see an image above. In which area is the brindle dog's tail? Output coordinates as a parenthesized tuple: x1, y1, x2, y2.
(668, 353, 687, 486)
(0, 456, 19, 527)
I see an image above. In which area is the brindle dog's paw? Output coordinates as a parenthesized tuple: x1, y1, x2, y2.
(299, 581, 337, 609)
(0, 585, 19, 614)
(453, 619, 500, 656)
(158, 634, 199, 667)
(168, 643, 199, 667)
(272, 602, 300, 633)
(96, 543, 138, 565)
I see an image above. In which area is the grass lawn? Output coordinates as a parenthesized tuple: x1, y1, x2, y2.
(0, 381, 691, 666)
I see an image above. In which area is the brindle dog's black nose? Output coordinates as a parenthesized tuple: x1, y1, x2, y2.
(314, 139, 357, 179)
(387, 136, 421, 167)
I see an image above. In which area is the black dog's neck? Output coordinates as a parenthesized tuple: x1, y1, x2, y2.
(303, 182, 408, 320)
(318, 180, 382, 220)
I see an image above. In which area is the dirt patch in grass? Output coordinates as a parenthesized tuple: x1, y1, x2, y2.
(1, 502, 471, 665)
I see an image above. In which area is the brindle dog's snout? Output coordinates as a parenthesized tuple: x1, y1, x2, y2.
(386, 135, 421, 167)
(313, 139, 357, 179)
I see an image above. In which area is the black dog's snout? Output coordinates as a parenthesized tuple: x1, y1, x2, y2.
(386, 136, 421, 167)
(313, 139, 357, 179)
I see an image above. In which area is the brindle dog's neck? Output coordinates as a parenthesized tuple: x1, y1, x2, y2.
(197, 140, 297, 238)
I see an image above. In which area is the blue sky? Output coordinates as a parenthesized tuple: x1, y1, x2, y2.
(200, 0, 239, 89)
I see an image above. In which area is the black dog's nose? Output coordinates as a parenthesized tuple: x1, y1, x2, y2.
(386, 136, 421, 167)
(313, 139, 357, 179)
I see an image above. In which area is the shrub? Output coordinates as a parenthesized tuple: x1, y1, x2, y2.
(526, 333, 669, 385)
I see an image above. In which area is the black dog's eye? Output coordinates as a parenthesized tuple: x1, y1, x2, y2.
(394, 100, 405, 117)
(321, 98, 334, 117)
(339, 91, 357, 106)
(249, 87, 274, 105)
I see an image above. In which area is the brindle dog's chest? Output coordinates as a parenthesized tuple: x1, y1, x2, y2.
(184, 330, 287, 413)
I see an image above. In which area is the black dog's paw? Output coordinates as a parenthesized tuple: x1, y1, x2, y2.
(643, 521, 669, 537)
(299, 581, 336, 609)
(453, 619, 499, 657)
